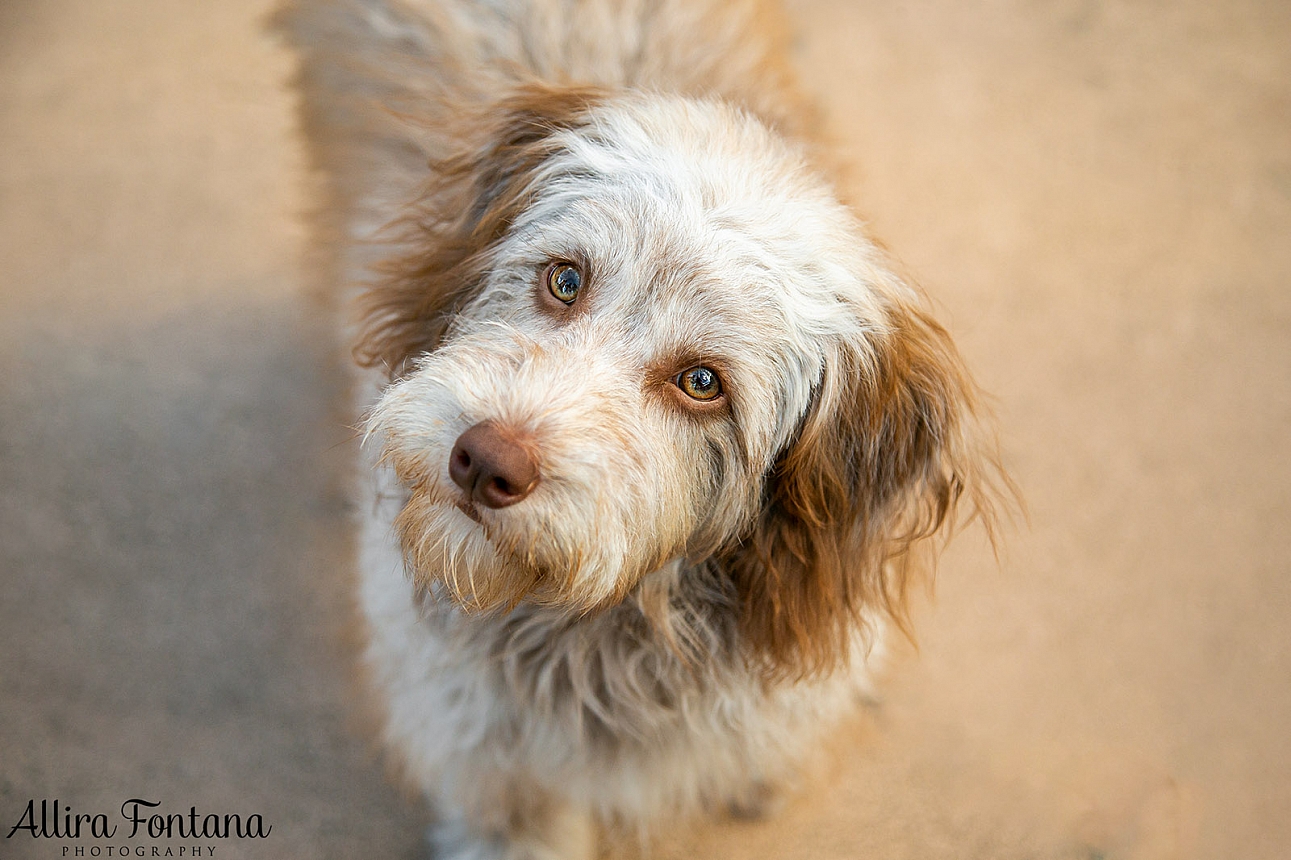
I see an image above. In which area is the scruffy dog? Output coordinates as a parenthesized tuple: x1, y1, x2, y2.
(281, 1, 999, 857)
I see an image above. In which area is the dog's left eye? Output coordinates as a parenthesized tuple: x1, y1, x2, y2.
(676, 366, 722, 401)
(546, 262, 582, 304)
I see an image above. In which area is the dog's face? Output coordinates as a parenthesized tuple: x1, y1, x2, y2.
(365, 88, 984, 675)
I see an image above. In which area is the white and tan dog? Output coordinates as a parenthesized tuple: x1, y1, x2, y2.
(281, 1, 1000, 857)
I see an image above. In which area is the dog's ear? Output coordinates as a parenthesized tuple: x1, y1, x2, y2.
(275, 2, 601, 376)
(353, 85, 605, 376)
(722, 297, 995, 679)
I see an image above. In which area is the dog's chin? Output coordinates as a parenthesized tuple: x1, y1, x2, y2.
(395, 494, 542, 611)
(395, 491, 641, 615)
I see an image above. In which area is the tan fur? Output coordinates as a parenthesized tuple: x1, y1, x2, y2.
(723, 301, 998, 679)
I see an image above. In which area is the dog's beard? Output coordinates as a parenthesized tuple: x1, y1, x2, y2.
(392, 483, 682, 614)
(394, 490, 543, 611)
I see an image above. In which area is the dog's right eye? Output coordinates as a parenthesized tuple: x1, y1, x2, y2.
(676, 366, 723, 401)
(545, 262, 582, 304)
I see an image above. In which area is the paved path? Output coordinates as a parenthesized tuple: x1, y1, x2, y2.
(2, 2, 1288, 858)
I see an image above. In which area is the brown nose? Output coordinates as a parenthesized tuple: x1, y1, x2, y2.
(449, 422, 540, 508)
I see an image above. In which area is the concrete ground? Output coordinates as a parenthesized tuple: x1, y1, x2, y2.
(1, 1, 1287, 858)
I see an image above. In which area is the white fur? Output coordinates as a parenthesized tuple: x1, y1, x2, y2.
(354, 95, 890, 857)
(357, 450, 880, 856)
(279, 1, 958, 857)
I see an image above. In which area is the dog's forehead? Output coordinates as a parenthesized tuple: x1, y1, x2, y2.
(522, 96, 884, 345)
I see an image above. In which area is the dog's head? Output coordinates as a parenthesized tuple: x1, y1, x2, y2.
(364, 85, 996, 677)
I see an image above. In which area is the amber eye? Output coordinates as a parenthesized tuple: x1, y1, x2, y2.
(546, 262, 582, 304)
(676, 366, 722, 401)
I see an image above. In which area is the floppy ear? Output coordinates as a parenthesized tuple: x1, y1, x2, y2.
(721, 298, 997, 680)
(351, 84, 606, 376)
(277, 3, 603, 376)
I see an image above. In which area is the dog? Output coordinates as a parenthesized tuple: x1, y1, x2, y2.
(279, 1, 1000, 857)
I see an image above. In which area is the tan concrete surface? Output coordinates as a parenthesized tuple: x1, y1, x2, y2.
(1, 2, 1287, 859)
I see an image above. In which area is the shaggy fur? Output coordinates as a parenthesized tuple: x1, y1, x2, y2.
(279, 1, 1001, 857)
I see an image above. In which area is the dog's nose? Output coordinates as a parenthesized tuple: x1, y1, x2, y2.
(449, 422, 540, 508)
